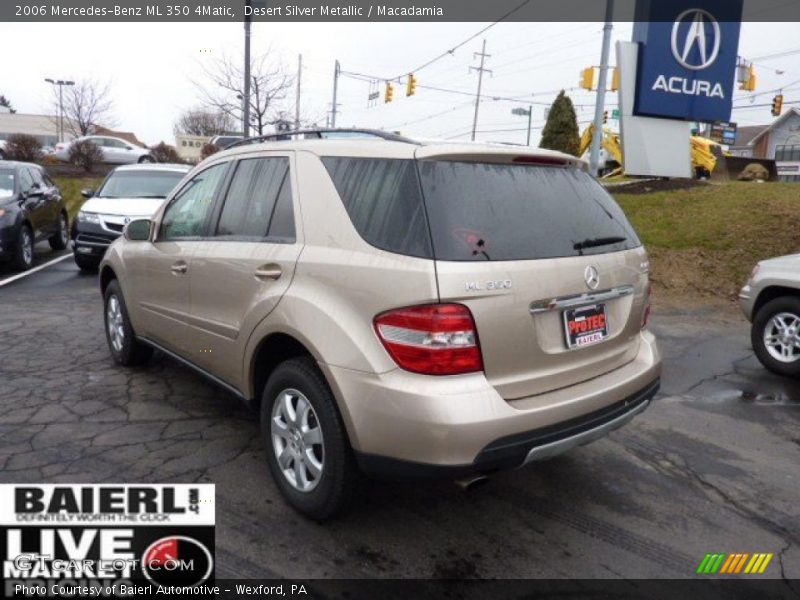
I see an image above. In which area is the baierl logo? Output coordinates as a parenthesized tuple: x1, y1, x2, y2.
(671, 9, 721, 71)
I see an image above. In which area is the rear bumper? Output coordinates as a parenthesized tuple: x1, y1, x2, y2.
(325, 329, 661, 476)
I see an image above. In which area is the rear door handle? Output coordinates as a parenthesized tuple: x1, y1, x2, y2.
(255, 264, 282, 281)
(171, 261, 188, 275)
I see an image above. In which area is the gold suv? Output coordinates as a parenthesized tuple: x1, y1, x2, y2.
(99, 129, 661, 519)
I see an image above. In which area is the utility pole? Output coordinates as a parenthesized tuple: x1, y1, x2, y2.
(469, 39, 491, 142)
(243, 0, 252, 138)
(331, 60, 340, 128)
(526, 104, 532, 146)
(295, 54, 302, 130)
(589, 0, 614, 176)
(44, 78, 74, 143)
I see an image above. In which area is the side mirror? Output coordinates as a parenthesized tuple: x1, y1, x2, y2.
(123, 219, 152, 242)
(81, 188, 94, 199)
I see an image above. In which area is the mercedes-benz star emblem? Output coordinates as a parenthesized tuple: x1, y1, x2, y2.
(671, 9, 721, 71)
(584, 266, 600, 290)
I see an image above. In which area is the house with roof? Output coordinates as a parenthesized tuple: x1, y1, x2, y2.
(728, 108, 800, 182)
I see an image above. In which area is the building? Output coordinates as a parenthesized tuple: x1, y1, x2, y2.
(0, 112, 74, 147)
(728, 125, 767, 157)
(726, 109, 800, 182)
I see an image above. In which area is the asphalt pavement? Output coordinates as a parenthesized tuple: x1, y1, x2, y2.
(0, 258, 797, 583)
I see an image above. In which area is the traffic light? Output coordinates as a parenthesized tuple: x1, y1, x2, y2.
(406, 73, 417, 97)
(610, 67, 620, 92)
(603, 110, 608, 124)
(772, 94, 783, 117)
(580, 67, 594, 91)
(384, 82, 394, 103)
(739, 64, 757, 92)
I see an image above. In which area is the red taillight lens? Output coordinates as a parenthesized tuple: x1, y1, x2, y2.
(642, 282, 652, 329)
(374, 304, 483, 375)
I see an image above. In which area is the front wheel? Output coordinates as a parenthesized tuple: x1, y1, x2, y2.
(260, 357, 359, 521)
(12, 225, 34, 271)
(103, 280, 153, 366)
(74, 252, 99, 273)
(752, 296, 800, 377)
(49, 212, 69, 250)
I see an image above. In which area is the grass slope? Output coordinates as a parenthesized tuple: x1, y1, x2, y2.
(54, 176, 103, 220)
(615, 181, 800, 303)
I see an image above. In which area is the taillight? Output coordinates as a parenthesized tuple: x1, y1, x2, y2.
(374, 304, 483, 375)
(642, 282, 652, 329)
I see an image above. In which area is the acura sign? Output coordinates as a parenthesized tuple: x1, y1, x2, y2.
(632, 0, 743, 122)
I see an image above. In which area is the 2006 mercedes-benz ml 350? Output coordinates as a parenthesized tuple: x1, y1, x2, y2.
(99, 130, 661, 519)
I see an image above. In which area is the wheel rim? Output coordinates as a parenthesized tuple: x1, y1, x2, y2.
(106, 295, 125, 353)
(763, 312, 800, 363)
(21, 230, 32, 265)
(59, 214, 68, 245)
(271, 388, 324, 493)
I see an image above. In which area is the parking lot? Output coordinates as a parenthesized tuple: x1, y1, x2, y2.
(0, 253, 798, 581)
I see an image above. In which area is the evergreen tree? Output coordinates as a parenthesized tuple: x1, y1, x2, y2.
(539, 90, 580, 157)
(0, 95, 16, 113)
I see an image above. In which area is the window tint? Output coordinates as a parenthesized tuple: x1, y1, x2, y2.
(322, 157, 432, 258)
(161, 163, 227, 240)
(0, 169, 14, 199)
(419, 161, 640, 261)
(267, 174, 296, 240)
(215, 157, 290, 240)
(28, 168, 45, 187)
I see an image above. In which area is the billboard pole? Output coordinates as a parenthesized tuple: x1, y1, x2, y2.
(589, 0, 614, 176)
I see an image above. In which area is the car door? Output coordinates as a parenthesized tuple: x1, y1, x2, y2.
(18, 168, 48, 240)
(126, 161, 230, 355)
(27, 167, 58, 233)
(187, 153, 302, 388)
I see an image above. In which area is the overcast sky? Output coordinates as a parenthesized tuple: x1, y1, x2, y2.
(1, 21, 798, 146)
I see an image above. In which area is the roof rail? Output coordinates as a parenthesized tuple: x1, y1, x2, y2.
(225, 128, 417, 150)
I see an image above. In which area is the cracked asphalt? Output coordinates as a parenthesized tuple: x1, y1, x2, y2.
(0, 258, 798, 584)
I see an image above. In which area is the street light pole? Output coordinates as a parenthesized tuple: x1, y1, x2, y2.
(45, 78, 75, 144)
(589, 0, 614, 176)
(527, 104, 532, 146)
(243, 0, 252, 138)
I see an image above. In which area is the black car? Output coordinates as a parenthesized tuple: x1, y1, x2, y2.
(0, 161, 69, 270)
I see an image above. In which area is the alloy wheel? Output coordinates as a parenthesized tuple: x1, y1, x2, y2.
(59, 215, 69, 245)
(21, 230, 33, 266)
(106, 295, 125, 353)
(271, 388, 325, 492)
(763, 312, 800, 363)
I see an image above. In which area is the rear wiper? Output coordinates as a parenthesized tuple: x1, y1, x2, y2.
(573, 236, 627, 254)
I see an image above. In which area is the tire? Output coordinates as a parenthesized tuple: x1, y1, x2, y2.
(74, 252, 100, 273)
(11, 224, 34, 271)
(138, 155, 155, 164)
(260, 357, 359, 521)
(751, 296, 800, 378)
(48, 212, 69, 250)
(103, 280, 153, 366)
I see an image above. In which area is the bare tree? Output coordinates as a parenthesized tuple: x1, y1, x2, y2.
(54, 79, 116, 137)
(173, 108, 234, 137)
(194, 51, 294, 136)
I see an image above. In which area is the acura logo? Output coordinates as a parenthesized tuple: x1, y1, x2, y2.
(671, 9, 721, 71)
(584, 266, 600, 290)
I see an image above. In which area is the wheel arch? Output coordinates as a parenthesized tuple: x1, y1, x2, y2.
(753, 285, 800, 318)
(100, 265, 117, 295)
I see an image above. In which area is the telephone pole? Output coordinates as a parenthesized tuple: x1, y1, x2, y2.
(331, 60, 340, 128)
(295, 54, 302, 130)
(469, 39, 491, 141)
(589, 0, 614, 175)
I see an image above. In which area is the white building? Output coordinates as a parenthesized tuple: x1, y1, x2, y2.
(0, 113, 76, 147)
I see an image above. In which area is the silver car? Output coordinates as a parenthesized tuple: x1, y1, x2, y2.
(55, 136, 154, 165)
(740, 254, 800, 376)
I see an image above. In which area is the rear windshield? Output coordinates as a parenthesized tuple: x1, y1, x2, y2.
(97, 170, 186, 199)
(323, 157, 640, 262)
(421, 161, 640, 261)
(0, 169, 14, 199)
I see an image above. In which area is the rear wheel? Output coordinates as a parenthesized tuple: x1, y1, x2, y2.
(103, 280, 153, 366)
(49, 212, 69, 250)
(260, 357, 359, 521)
(12, 225, 34, 271)
(752, 296, 800, 377)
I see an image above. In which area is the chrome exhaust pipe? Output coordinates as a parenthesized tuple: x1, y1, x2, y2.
(454, 475, 489, 491)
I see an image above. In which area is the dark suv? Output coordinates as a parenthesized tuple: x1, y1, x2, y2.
(0, 161, 69, 270)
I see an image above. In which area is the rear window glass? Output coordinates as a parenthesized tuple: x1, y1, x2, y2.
(322, 158, 432, 258)
(419, 161, 640, 261)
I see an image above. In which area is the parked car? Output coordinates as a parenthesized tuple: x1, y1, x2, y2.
(55, 136, 154, 165)
(98, 130, 661, 519)
(73, 163, 190, 271)
(208, 135, 243, 149)
(0, 140, 7, 160)
(0, 161, 68, 270)
(740, 256, 800, 376)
